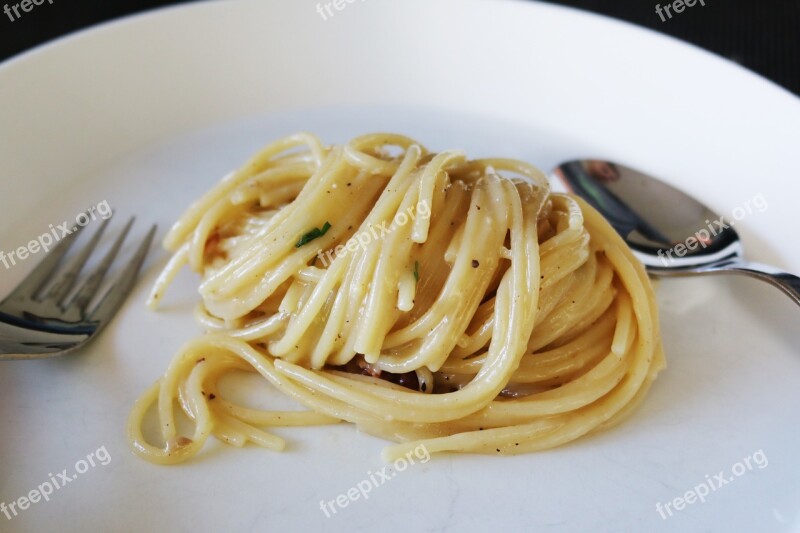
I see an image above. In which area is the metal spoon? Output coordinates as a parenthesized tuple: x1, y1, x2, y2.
(551, 160, 800, 306)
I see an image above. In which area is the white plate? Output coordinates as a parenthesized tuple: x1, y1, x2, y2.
(1, 1, 799, 531)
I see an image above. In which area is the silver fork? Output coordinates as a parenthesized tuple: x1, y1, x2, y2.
(0, 218, 156, 360)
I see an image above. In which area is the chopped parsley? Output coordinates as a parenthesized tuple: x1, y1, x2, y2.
(295, 222, 331, 248)
(413, 260, 420, 282)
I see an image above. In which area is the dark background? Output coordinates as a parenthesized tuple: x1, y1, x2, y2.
(0, 0, 798, 96)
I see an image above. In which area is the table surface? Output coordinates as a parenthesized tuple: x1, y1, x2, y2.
(0, 0, 798, 97)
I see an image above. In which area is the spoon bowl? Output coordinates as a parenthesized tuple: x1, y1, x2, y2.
(551, 160, 800, 306)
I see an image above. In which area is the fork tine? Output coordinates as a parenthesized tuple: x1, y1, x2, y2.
(70, 218, 134, 311)
(44, 218, 111, 304)
(2, 222, 86, 302)
(88, 225, 157, 323)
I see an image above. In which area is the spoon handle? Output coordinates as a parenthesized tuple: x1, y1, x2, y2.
(704, 260, 800, 307)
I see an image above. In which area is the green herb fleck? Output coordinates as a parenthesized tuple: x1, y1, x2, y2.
(295, 222, 331, 248)
(413, 260, 420, 282)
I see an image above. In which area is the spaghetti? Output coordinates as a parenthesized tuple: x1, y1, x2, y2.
(127, 133, 665, 465)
